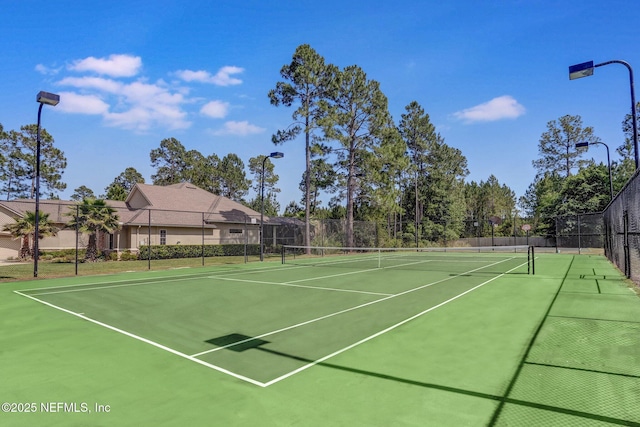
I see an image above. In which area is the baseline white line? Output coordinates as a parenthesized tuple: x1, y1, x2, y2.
(209, 277, 393, 296)
(263, 260, 528, 387)
(13, 290, 267, 387)
(16, 271, 215, 293)
(16, 262, 302, 294)
(28, 276, 202, 296)
(20, 264, 306, 296)
(190, 257, 517, 358)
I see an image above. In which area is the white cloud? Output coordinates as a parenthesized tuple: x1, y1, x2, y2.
(57, 74, 191, 131)
(69, 54, 142, 77)
(200, 100, 229, 118)
(56, 92, 110, 114)
(453, 95, 525, 123)
(58, 76, 123, 93)
(35, 64, 62, 75)
(176, 70, 210, 82)
(51, 54, 249, 132)
(213, 121, 265, 136)
(176, 66, 244, 86)
(212, 66, 244, 86)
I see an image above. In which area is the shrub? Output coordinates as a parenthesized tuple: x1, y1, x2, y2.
(137, 244, 260, 260)
(119, 250, 138, 261)
(42, 248, 87, 259)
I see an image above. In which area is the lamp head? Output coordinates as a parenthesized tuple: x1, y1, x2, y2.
(37, 91, 60, 106)
(269, 152, 284, 159)
(575, 142, 590, 148)
(569, 61, 595, 80)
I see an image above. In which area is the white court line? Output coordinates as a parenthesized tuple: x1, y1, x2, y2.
(190, 256, 517, 358)
(17, 272, 212, 294)
(14, 256, 529, 387)
(206, 257, 440, 296)
(209, 277, 393, 296)
(28, 276, 204, 296)
(18, 263, 305, 296)
(285, 258, 437, 284)
(263, 259, 528, 387)
(13, 290, 268, 387)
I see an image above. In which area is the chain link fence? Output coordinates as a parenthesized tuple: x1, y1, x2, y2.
(304, 216, 603, 251)
(0, 200, 295, 280)
(603, 169, 640, 281)
(554, 212, 604, 252)
(0, 198, 606, 281)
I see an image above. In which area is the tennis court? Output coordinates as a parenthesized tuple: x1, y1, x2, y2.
(2, 249, 640, 426)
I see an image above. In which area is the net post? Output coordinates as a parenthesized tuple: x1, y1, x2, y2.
(281, 245, 285, 264)
(532, 246, 535, 275)
(528, 245, 535, 275)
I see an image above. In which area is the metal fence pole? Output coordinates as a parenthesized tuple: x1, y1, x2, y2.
(75, 205, 79, 276)
(244, 216, 248, 263)
(148, 208, 151, 270)
(202, 212, 205, 266)
(577, 214, 582, 255)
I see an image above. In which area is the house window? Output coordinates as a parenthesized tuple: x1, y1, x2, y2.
(229, 229, 243, 234)
(160, 229, 167, 245)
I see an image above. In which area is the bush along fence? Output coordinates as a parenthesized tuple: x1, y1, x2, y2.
(136, 244, 260, 261)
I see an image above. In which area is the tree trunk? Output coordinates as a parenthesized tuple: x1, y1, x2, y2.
(304, 114, 311, 254)
(346, 148, 355, 249)
(86, 233, 98, 261)
(29, 233, 38, 259)
(20, 235, 31, 259)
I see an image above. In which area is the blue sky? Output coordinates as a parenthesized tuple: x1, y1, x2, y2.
(2, 0, 640, 212)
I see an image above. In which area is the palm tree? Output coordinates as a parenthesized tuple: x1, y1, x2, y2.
(67, 199, 120, 261)
(2, 211, 59, 259)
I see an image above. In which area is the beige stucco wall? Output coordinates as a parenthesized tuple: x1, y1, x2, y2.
(0, 209, 17, 228)
(122, 224, 260, 251)
(0, 215, 260, 260)
(0, 236, 20, 259)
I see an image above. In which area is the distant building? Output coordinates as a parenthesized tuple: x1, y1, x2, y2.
(0, 183, 272, 259)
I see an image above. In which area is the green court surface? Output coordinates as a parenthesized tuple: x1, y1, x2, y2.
(1, 252, 639, 426)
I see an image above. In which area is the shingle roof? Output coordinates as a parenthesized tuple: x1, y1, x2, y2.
(126, 183, 263, 225)
(0, 183, 265, 228)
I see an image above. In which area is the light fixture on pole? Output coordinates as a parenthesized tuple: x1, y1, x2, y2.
(575, 141, 613, 201)
(569, 60, 638, 169)
(34, 91, 60, 277)
(260, 152, 284, 261)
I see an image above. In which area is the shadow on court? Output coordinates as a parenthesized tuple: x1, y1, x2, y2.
(206, 331, 640, 426)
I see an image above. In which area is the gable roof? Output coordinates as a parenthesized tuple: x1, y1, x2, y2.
(0, 183, 265, 228)
(125, 183, 263, 224)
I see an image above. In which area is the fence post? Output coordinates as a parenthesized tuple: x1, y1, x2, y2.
(75, 204, 79, 275)
(577, 214, 582, 255)
(148, 208, 151, 270)
(244, 216, 248, 263)
(202, 212, 205, 266)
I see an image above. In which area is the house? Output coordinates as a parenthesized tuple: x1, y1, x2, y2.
(0, 183, 276, 259)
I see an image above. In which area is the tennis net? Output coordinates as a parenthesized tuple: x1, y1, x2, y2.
(281, 245, 535, 275)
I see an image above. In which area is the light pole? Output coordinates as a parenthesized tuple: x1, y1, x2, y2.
(569, 60, 638, 169)
(575, 141, 614, 201)
(260, 152, 284, 261)
(34, 91, 60, 277)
